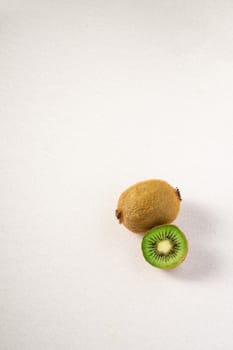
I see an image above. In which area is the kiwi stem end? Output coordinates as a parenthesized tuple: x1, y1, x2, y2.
(175, 187, 182, 201)
(115, 209, 122, 222)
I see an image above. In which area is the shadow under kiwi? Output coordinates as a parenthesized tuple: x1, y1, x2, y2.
(167, 200, 220, 281)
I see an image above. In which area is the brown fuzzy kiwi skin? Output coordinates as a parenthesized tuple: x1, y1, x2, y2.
(116, 179, 181, 233)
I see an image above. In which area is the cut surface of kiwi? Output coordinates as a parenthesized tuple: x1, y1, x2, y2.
(142, 225, 188, 269)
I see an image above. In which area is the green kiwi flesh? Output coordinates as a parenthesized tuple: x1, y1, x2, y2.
(142, 225, 188, 269)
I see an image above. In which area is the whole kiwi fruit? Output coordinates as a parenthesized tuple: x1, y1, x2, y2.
(115, 179, 181, 233)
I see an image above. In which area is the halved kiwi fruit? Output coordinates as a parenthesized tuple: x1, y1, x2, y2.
(116, 179, 181, 233)
(142, 225, 188, 269)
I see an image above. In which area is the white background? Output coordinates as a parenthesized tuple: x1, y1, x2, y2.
(0, 1, 233, 349)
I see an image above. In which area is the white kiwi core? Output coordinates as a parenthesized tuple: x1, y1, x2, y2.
(157, 239, 173, 255)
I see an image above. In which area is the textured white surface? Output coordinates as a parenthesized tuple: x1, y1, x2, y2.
(0, 1, 233, 349)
